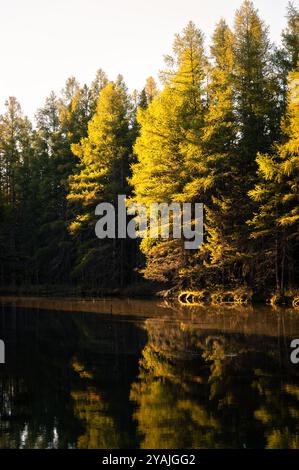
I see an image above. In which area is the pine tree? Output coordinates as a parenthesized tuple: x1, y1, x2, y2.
(130, 22, 207, 286)
(249, 69, 299, 293)
(144, 76, 158, 104)
(207, 0, 278, 287)
(32, 77, 93, 284)
(272, 2, 299, 120)
(0, 97, 34, 285)
(234, 0, 276, 162)
(281, 3, 299, 75)
(189, 19, 239, 285)
(67, 80, 133, 287)
(89, 69, 109, 115)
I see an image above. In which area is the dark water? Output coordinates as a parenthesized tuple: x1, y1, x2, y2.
(0, 296, 299, 449)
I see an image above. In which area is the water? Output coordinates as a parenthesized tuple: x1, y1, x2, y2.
(0, 296, 299, 449)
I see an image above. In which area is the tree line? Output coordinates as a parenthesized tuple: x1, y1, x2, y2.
(0, 0, 298, 297)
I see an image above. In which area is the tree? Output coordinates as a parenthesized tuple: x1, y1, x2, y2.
(186, 19, 239, 286)
(234, 0, 276, 163)
(130, 22, 207, 286)
(206, 0, 278, 287)
(31, 77, 94, 285)
(0, 97, 34, 285)
(144, 76, 158, 104)
(89, 68, 109, 115)
(272, 2, 299, 119)
(67, 80, 133, 287)
(249, 69, 299, 292)
(279, 2, 299, 77)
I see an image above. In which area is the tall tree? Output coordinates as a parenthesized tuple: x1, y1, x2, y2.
(0, 97, 34, 285)
(187, 19, 239, 286)
(280, 2, 299, 76)
(130, 22, 207, 286)
(32, 77, 93, 284)
(272, 2, 299, 120)
(144, 76, 158, 104)
(67, 80, 133, 287)
(209, 0, 278, 287)
(249, 69, 299, 293)
(234, 0, 276, 162)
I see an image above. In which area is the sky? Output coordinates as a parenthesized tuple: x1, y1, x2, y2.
(0, 0, 295, 119)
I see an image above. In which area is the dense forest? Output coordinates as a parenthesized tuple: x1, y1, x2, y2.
(0, 0, 298, 299)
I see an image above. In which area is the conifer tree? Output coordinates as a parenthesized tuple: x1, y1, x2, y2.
(207, 0, 278, 287)
(32, 77, 93, 284)
(281, 3, 299, 76)
(0, 98, 34, 285)
(89, 69, 109, 115)
(130, 22, 207, 285)
(249, 69, 299, 292)
(67, 80, 133, 287)
(144, 76, 158, 104)
(190, 20, 239, 285)
(234, 0, 276, 162)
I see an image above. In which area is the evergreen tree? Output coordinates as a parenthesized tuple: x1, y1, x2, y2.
(0, 97, 34, 285)
(89, 69, 109, 115)
(188, 19, 239, 286)
(277, 2, 299, 79)
(144, 76, 158, 104)
(205, 0, 278, 287)
(272, 2, 299, 121)
(249, 69, 299, 293)
(67, 80, 133, 287)
(130, 22, 207, 286)
(32, 77, 93, 284)
(234, 0, 276, 162)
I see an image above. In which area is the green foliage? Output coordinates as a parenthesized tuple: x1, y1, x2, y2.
(249, 68, 299, 291)
(0, 1, 298, 294)
(130, 21, 207, 287)
(67, 80, 134, 286)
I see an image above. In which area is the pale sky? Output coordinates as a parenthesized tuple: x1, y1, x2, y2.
(0, 0, 295, 119)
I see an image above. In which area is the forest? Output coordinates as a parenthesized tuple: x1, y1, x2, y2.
(0, 0, 298, 300)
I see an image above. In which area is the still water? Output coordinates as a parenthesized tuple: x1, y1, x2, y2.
(0, 296, 299, 449)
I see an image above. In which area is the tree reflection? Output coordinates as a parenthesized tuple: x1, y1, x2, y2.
(130, 317, 299, 448)
(0, 306, 144, 448)
(253, 378, 299, 448)
(1, 302, 299, 448)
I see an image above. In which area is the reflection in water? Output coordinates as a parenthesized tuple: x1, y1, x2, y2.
(0, 298, 299, 448)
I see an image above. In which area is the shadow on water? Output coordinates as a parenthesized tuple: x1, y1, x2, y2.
(0, 297, 299, 449)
